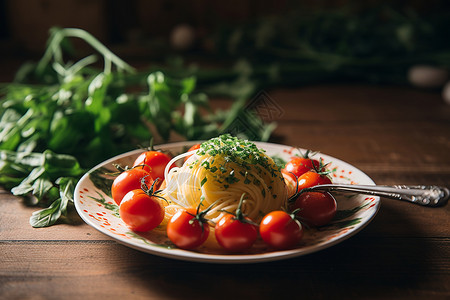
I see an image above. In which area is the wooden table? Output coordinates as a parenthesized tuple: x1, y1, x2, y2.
(1, 84, 449, 299)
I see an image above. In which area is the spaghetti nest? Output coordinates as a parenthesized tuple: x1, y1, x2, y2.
(161, 135, 288, 223)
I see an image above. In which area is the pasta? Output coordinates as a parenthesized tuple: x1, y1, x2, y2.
(160, 135, 288, 223)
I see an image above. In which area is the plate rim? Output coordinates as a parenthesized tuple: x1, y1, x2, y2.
(74, 140, 380, 264)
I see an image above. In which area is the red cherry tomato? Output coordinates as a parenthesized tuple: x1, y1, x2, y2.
(296, 170, 332, 190)
(293, 192, 337, 227)
(259, 211, 304, 249)
(111, 168, 153, 205)
(184, 143, 201, 162)
(283, 157, 320, 180)
(215, 214, 258, 252)
(119, 189, 165, 232)
(167, 208, 210, 249)
(133, 151, 174, 181)
(188, 143, 201, 152)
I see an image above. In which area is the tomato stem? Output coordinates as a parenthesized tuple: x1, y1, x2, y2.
(297, 148, 318, 159)
(289, 208, 311, 229)
(219, 193, 259, 226)
(234, 193, 246, 219)
(138, 137, 156, 152)
(312, 158, 332, 176)
(187, 198, 219, 230)
(112, 163, 128, 173)
(140, 177, 168, 204)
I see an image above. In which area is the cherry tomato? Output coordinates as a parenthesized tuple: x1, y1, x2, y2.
(293, 192, 337, 227)
(111, 168, 153, 205)
(119, 189, 165, 232)
(188, 143, 201, 152)
(283, 157, 319, 180)
(133, 151, 174, 181)
(215, 214, 258, 252)
(184, 143, 201, 162)
(259, 211, 304, 249)
(167, 208, 210, 249)
(297, 170, 332, 190)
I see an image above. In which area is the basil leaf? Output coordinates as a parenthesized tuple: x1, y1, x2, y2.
(1, 27, 275, 229)
(43, 150, 84, 178)
(0, 161, 28, 189)
(11, 167, 46, 196)
(31, 177, 54, 199)
(56, 177, 77, 215)
(29, 198, 63, 228)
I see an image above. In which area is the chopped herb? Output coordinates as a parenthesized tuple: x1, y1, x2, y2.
(271, 155, 287, 170)
(225, 172, 240, 184)
(199, 134, 283, 179)
(194, 135, 285, 190)
(243, 171, 251, 184)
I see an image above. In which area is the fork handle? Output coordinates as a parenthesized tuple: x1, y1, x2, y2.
(308, 184, 449, 207)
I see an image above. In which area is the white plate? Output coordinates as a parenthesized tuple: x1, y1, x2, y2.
(74, 141, 380, 263)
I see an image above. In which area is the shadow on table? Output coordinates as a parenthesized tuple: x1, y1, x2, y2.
(110, 203, 435, 299)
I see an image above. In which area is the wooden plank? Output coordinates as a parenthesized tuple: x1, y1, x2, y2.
(364, 200, 450, 237)
(263, 85, 448, 123)
(0, 191, 109, 241)
(272, 121, 450, 169)
(1, 238, 449, 299)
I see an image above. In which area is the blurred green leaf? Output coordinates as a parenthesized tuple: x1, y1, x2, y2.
(30, 198, 63, 228)
(56, 177, 77, 215)
(1, 27, 274, 228)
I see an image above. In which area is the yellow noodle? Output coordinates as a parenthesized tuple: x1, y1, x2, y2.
(160, 135, 288, 223)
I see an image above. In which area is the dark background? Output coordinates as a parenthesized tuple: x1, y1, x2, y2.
(1, 0, 449, 86)
(1, 1, 448, 54)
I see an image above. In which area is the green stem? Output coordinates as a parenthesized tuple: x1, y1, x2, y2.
(37, 28, 136, 75)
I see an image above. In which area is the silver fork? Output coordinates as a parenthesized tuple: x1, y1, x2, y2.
(307, 184, 449, 207)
